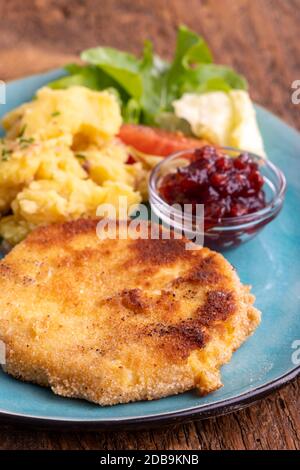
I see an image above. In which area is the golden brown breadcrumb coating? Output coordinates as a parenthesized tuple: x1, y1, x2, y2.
(0, 219, 260, 405)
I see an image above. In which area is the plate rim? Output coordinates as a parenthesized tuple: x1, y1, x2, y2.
(0, 366, 299, 427)
(0, 68, 299, 427)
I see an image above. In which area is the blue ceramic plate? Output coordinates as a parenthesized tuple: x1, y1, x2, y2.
(0, 70, 299, 428)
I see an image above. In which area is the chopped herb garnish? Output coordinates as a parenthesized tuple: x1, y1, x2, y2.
(19, 137, 34, 149)
(19, 137, 34, 144)
(2, 148, 12, 156)
(18, 124, 27, 137)
(19, 137, 35, 148)
(51, 111, 61, 117)
(75, 153, 86, 160)
(1, 148, 13, 160)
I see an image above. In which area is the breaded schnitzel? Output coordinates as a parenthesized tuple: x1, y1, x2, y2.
(0, 219, 260, 405)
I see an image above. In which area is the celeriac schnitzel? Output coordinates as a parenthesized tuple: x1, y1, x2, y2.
(0, 219, 260, 405)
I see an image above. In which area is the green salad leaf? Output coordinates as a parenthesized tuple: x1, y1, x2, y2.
(155, 112, 193, 135)
(166, 25, 213, 95)
(48, 25, 247, 126)
(49, 64, 130, 102)
(179, 63, 248, 94)
(81, 47, 143, 99)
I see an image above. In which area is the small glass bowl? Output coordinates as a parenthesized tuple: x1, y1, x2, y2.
(149, 147, 286, 250)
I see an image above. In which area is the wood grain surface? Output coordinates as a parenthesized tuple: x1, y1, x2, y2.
(0, 0, 299, 451)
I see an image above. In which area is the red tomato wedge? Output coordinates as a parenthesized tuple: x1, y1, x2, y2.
(118, 124, 208, 157)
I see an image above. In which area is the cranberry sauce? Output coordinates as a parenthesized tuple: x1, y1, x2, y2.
(158, 146, 266, 223)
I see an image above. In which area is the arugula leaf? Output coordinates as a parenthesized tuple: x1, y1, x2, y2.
(49, 65, 111, 89)
(170, 24, 213, 74)
(180, 63, 248, 94)
(49, 73, 97, 90)
(64, 63, 85, 74)
(138, 40, 167, 123)
(123, 98, 141, 124)
(163, 25, 213, 106)
(48, 64, 130, 103)
(81, 47, 143, 98)
(163, 26, 247, 109)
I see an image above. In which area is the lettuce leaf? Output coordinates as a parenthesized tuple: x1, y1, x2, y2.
(47, 25, 247, 126)
(81, 48, 142, 99)
(154, 112, 193, 135)
(49, 64, 130, 101)
(179, 63, 248, 94)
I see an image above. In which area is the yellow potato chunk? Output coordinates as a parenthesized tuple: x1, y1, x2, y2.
(2, 86, 122, 146)
(35, 138, 86, 181)
(101, 181, 142, 212)
(0, 86, 147, 246)
(0, 136, 87, 213)
(11, 176, 107, 226)
(0, 138, 41, 213)
(84, 146, 135, 187)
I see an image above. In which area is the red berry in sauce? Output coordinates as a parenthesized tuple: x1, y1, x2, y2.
(159, 146, 266, 224)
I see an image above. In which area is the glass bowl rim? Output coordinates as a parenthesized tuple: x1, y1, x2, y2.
(149, 146, 287, 228)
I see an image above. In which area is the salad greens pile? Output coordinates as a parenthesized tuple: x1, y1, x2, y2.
(49, 25, 247, 126)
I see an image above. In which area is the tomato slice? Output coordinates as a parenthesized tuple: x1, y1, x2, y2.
(118, 124, 208, 157)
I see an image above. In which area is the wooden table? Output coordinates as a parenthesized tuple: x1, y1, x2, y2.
(0, 0, 299, 451)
